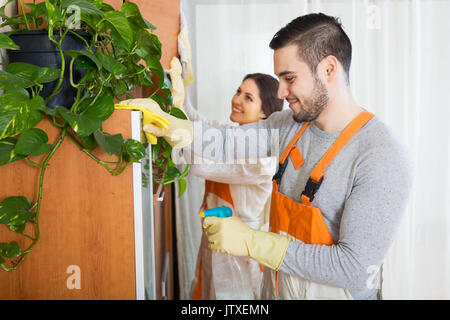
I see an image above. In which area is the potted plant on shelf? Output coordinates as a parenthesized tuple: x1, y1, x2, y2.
(0, 0, 189, 271)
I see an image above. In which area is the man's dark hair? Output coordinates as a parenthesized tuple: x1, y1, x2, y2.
(243, 73, 283, 118)
(270, 13, 352, 83)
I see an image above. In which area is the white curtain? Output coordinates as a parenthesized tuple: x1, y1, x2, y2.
(177, 0, 450, 299)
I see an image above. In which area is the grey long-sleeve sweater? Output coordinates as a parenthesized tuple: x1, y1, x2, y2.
(188, 108, 414, 299)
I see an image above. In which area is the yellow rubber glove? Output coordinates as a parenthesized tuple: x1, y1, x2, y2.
(115, 98, 193, 148)
(178, 25, 195, 87)
(169, 57, 185, 110)
(203, 216, 291, 271)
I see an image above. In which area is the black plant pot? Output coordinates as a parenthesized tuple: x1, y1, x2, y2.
(7, 30, 90, 109)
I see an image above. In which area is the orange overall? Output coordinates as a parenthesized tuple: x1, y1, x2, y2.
(263, 111, 375, 299)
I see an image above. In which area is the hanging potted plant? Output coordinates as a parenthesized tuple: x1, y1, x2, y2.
(0, 0, 190, 271)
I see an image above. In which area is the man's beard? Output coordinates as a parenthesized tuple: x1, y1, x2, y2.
(292, 76, 329, 123)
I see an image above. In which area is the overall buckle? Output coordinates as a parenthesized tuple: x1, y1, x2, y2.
(301, 176, 324, 202)
(272, 161, 288, 185)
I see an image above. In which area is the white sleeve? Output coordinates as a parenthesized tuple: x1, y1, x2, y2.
(179, 147, 277, 185)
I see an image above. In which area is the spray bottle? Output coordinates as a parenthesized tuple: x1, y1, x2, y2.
(199, 205, 253, 299)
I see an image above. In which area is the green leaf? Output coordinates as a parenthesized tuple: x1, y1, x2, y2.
(9, 223, 26, 233)
(0, 17, 26, 28)
(0, 91, 45, 139)
(65, 49, 102, 69)
(104, 11, 134, 50)
(180, 164, 190, 179)
(120, 1, 155, 31)
(75, 55, 97, 69)
(169, 107, 188, 120)
(98, 73, 113, 87)
(0, 70, 34, 90)
(144, 19, 156, 32)
(162, 72, 172, 90)
(139, 69, 154, 87)
(136, 30, 161, 60)
(100, 3, 115, 12)
(161, 88, 173, 107)
(155, 158, 165, 169)
(0, 241, 21, 258)
(145, 54, 164, 81)
(122, 139, 145, 162)
(75, 97, 94, 114)
(38, 104, 59, 116)
(149, 94, 167, 112)
(165, 165, 181, 179)
(6, 63, 39, 81)
(107, 28, 129, 51)
(97, 53, 126, 76)
(82, 93, 114, 121)
(78, 133, 97, 150)
(178, 178, 187, 197)
(0, 137, 26, 166)
(24, 2, 46, 20)
(34, 67, 61, 84)
(6, 62, 60, 84)
(14, 128, 51, 157)
(161, 144, 172, 158)
(45, 0, 64, 25)
(93, 129, 123, 156)
(45, 0, 56, 19)
(61, 0, 103, 16)
(56, 107, 102, 137)
(113, 80, 128, 97)
(78, 9, 101, 31)
(0, 33, 19, 50)
(0, 196, 35, 227)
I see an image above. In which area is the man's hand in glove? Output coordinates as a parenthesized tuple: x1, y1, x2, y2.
(203, 215, 291, 271)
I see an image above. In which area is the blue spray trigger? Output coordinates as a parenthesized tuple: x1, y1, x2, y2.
(200, 206, 233, 218)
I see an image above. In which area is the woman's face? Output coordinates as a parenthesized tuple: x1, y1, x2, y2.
(230, 78, 266, 125)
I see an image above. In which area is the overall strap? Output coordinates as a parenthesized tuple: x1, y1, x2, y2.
(200, 180, 235, 210)
(273, 122, 310, 185)
(301, 111, 375, 204)
(280, 122, 310, 164)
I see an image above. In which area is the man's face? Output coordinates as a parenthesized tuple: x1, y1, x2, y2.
(274, 44, 329, 123)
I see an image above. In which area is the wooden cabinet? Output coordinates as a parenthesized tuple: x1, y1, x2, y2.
(0, 110, 140, 299)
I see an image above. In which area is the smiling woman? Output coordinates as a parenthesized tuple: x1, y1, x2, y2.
(180, 72, 282, 300)
(230, 73, 282, 125)
(229, 78, 264, 125)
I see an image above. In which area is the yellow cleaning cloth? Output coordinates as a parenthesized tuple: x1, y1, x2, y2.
(115, 104, 169, 145)
(115, 98, 193, 148)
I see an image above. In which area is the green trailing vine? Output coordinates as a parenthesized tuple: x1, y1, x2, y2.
(0, 0, 189, 271)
